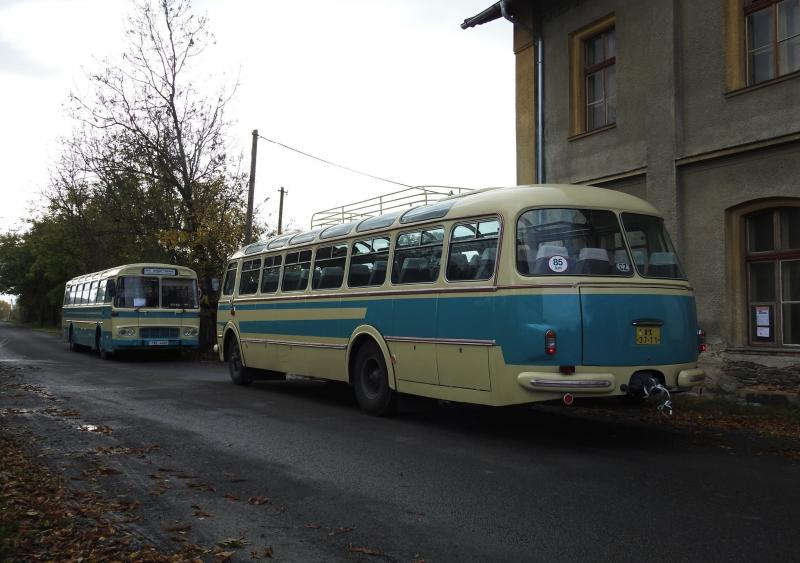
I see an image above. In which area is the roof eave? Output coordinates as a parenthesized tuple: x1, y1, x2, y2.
(460, 1, 502, 29)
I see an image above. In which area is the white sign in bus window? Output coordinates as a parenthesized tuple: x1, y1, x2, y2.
(133, 297, 146, 307)
(548, 255, 568, 273)
(755, 306, 770, 327)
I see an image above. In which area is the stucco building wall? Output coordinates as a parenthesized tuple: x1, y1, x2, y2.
(502, 0, 800, 390)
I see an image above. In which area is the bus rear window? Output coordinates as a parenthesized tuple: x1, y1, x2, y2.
(516, 208, 632, 276)
(621, 213, 686, 279)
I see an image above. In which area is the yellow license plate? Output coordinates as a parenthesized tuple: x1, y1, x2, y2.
(635, 326, 661, 345)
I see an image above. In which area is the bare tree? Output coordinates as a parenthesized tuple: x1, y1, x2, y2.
(68, 0, 248, 260)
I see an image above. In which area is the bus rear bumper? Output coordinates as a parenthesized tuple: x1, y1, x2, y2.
(676, 368, 706, 388)
(517, 372, 615, 394)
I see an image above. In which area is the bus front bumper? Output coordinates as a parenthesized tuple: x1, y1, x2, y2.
(112, 338, 199, 350)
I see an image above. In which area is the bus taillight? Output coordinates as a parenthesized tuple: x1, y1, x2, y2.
(545, 329, 557, 356)
(697, 329, 707, 353)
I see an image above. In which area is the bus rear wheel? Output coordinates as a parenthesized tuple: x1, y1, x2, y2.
(352, 342, 395, 416)
(227, 337, 253, 386)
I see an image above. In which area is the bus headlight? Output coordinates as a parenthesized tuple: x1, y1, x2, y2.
(183, 327, 199, 337)
(117, 327, 136, 337)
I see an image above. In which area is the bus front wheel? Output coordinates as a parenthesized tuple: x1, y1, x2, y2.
(352, 342, 395, 416)
(227, 337, 253, 386)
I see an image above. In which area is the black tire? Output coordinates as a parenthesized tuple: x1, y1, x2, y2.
(227, 336, 253, 386)
(352, 342, 395, 416)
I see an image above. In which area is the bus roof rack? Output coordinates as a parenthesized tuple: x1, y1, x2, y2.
(310, 186, 473, 229)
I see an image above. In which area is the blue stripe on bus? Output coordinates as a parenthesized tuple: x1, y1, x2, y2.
(228, 293, 697, 367)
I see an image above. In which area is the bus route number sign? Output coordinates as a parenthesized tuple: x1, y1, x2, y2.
(143, 268, 177, 276)
(635, 326, 661, 345)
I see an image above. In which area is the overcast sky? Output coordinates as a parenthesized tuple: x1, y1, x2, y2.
(0, 0, 514, 237)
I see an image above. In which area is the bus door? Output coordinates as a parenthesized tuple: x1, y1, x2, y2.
(578, 285, 697, 367)
(217, 262, 239, 352)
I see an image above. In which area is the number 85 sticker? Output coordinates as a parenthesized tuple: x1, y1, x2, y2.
(548, 255, 568, 273)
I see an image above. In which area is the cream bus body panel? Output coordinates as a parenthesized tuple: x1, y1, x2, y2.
(217, 185, 705, 406)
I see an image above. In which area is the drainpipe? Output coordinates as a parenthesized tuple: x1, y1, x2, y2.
(500, 0, 545, 184)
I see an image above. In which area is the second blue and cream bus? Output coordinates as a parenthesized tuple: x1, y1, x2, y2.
(63, 263, 200, 358)
(216, 185, 706, 414)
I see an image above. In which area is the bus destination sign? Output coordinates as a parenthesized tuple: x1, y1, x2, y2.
(142, 268, 178, 276)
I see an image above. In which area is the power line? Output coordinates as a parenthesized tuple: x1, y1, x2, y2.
(257, 135, 414, 189)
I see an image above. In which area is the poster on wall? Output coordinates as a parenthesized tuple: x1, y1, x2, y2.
(756, 306, 770, 327)
(756, 326, 770, 338)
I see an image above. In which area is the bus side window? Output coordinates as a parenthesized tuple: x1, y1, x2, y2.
(63, 287, 70, 306)
(80, 283, 90, 305)
(446, 218, 500, 282)
(222, 262, 237, 296)
(96, 280, 107, 304)
(349, 237, 390, 288)
(105, 280, 116, 303)
(282, 250, 312, 292)
(392, 227, 444, 285)
(313, 243, 347, 290)
(260, 255, 282, 294)
(238, 258, 262, 295)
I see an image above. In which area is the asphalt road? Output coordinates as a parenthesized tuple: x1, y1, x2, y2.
(0, 322, 798, 562)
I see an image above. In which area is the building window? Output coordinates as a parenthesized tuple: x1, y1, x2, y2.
(745, 0, 800, 85)
(745, 207, 800, 346)
(584, 28, 616, 130)
(569, 14, 615, 136)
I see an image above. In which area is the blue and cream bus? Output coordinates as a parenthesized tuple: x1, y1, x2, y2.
(216, 185, 706, 414)
(62, 264, 200, 358)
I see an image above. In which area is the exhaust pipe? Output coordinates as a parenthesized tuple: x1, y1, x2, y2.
(625, 372, 660, 399)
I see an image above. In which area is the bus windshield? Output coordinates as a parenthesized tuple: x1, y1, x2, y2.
(116, 276, 159, 308)
(162, 278, 199, 309)
(114, 276, 199, 309)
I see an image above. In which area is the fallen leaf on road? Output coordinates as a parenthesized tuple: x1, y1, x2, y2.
(215, 550, 235, 561)
(191, 504, 213, 519)
(247, 496, 270, 505)
(187, 482, 216, 492)
(348, 544, 381, 556)
(164, 523, 192, 532)
(217, 537, 250, 548)
(223, 492, 240, 501)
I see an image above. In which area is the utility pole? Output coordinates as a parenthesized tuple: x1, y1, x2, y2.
(244, 129, 258, 245)
(277, 186, 287, 235)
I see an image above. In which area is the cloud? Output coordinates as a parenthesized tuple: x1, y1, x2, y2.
(0, 36, 51, 76)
